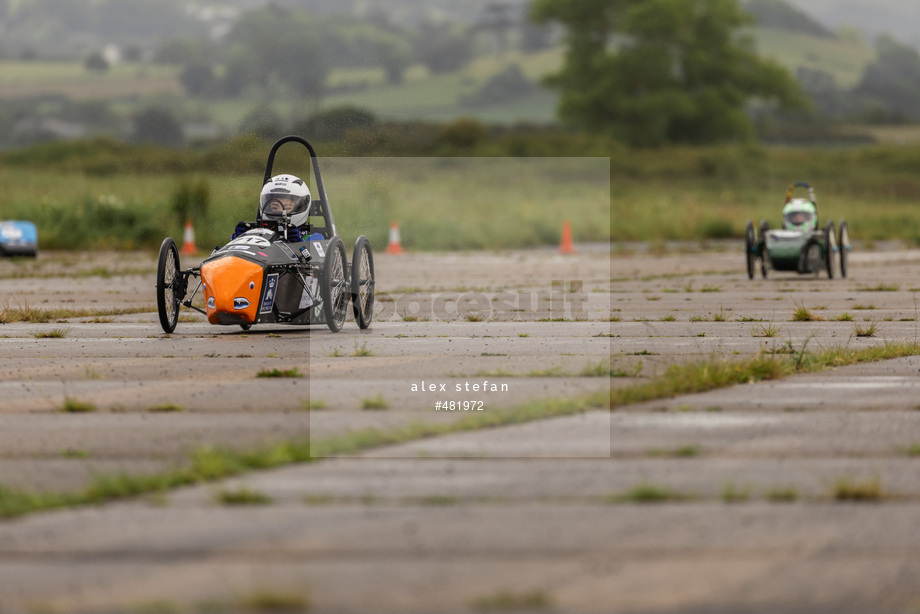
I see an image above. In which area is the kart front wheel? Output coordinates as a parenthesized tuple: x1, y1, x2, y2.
(351, 235, 375, 330)
(759, 220, 769, 278)
(839, 220, 849, 279)
(156, 237, 181, 333)
(321, 236, 349, 333)
(824, 221, 836, 280)
(744, 221, 755, 280)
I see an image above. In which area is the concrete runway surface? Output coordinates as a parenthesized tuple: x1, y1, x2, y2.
(2, 246, 920, 613)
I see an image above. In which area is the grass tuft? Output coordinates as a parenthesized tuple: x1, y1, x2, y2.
(238, 590, 309, 612)
(30, 327, 72, 338)
(471, 590, 553, 612)
(712, 305, 730, 322)
(61, 449, 90, 459)
(303, 399, 327, 411)
(256, 367, 302, 378)
(607, 483, 689, 504)
(721, 483, 751, 503)
(131, 600, 182, 614)
(648, 444, 701, 458)
(416, 495, 460, 506)
(579, 359, 614, 377)
(216, 487, 273, 506)
(854, 321, 878, 337)
(675, 444, 702, 457)
(147, 402, 183, 413)
(351, 341, 375, 357)
(858, 283, 899, 292)
(752, 322, 780, 337)
(791, 300, 823, 322)
(766, 486, 799, 503)
(60, 398, 95, 413)
(361, 394, 389, 410)
(833, 477, 882, 502)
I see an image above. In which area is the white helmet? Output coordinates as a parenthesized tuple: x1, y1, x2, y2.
(260, 175, 311, 227)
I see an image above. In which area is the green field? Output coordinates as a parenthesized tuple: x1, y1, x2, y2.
(7, 140, 920, 253)
(0, 47, 562, 128)
(0, 156, 610, 252)
(0, 62, 181, 100)
(612, 145, 920, 245)
(6, 139, 920, 252)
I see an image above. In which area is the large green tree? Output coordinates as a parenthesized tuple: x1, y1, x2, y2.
(531, 0, 804, 146)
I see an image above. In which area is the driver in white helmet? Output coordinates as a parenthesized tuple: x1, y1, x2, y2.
(232, 175, 312, 241)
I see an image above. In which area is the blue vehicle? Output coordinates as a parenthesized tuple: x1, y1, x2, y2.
(0, 221, 38, 257)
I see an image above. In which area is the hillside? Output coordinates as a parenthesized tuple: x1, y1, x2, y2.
(0, 24, 875, 130)
(0, 1, 896, 137)
(751, 27, 875, 88)
(784, 0, 920, 47)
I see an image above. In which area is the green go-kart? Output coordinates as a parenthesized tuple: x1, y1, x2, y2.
(745, 182, 850, 280)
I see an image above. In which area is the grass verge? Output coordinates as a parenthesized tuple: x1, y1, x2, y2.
(1, 341, 917, 520)
(611, 341, 920, 409)
(1, 301, 154, 323)
(0, 391, 608, 520)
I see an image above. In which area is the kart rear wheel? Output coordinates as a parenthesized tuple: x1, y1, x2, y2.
(839, 220, 849, 279)
(351, 236, 375, 329)
(321, 236, 348, 333)
(156, 237, 181, 333)
(824, 221, 836, 279)
(744, 221, 755, 280)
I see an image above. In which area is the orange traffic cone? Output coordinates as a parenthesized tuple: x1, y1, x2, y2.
(559, 220, 575, 254)
(181, 220, 197, 255)
(385, 221, 404, 255)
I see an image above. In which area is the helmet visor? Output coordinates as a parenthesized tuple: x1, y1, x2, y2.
(260, 190, 308, 220)
(784, 210, 815, 229)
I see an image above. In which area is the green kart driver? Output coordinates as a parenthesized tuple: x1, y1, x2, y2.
(782, 198, 818, 233)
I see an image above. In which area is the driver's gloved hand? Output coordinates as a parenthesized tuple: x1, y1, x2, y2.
(231, 222, 253, 240)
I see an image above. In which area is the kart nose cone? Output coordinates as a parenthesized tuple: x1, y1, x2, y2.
(201, 256, 263, 325)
